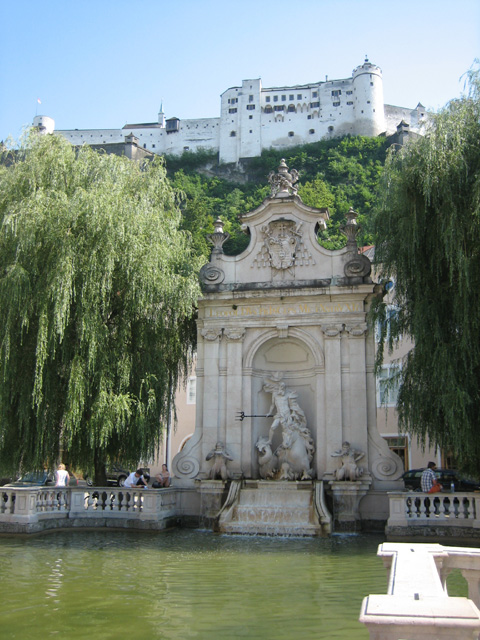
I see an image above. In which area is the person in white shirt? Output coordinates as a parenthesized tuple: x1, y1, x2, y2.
(124, 468, 148, 488)
(55, 463, 69, 487)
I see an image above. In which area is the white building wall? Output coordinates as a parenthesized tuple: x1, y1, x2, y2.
(40, 59, 427, 164)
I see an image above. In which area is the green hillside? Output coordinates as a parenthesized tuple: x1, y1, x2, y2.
(164, 135, 390, 258)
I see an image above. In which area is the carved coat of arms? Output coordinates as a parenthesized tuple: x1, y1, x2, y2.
(265, 223, 297, 270)
(253, 219, 315, 275)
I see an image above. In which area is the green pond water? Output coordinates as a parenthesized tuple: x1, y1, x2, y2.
(0, 529, 468, 640)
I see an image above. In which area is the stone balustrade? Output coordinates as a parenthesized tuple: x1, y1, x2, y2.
(359, 542, 480, 639)
(0, 486, 177, 533)
(386, 491, 480, 541)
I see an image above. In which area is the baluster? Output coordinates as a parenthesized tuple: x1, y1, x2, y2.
(437, 496, 447, 519)
(458, 496, 468, 520)
(419, 495, 428, 518)
(117, 491, 124, 512)
(86, 491, 94, 511)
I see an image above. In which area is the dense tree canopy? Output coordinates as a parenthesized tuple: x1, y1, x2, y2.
(372, 68, 480, 476)
(0, 134, 202, 482)
(164, 134, 389, 253)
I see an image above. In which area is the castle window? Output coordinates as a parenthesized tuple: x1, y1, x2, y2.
(249, 115, 253, 119)
(264, 105, 273, 113)
(346, 90, 353, 95)
(266, 96, 271, 102)
(297, 94, 302, 100)
(331, 90, 341, 97)
(333, 101, 340, 107)
(328, 126, 334, 132)
(273, 95, 278, 102)
(274, 105, 285, 111)
(282, 95, 286, 101)
(309, 129, 315, 134)
(307, 115, 312, 120)
(229, 108, 237, 113)
(152, 144, 155, 148)
(370, 82, 374, 86)
(184, 146, 189, 151)
(288, 131, 294, 137)
(347, 101, 353, 105)
(249, 130, 253, 133)
(312, 91, 318, 98)
(287, 104, 295, 112)
(310, 101, 320, 108)
(367, 100, 371, 104)
(249, 94, 254, 102)
(230, 131, 236, 137)
(289, 94, 294, 100)
(246, 104, 255, 110)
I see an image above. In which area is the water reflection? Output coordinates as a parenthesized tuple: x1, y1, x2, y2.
(0, 529, 465, 640)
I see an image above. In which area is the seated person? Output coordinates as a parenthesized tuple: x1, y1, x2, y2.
(152, 464, 171, 488)
(124, 468, 149, 488)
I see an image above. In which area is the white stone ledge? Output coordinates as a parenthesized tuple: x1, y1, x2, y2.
(359, 542, 480, 639)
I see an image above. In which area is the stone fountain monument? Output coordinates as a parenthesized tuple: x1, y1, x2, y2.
(172, 160, 403, 534)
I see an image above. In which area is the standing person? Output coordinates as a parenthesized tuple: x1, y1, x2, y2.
(421, 461, 442, 493)
(124, 468, 148, 488)
(55, 463, 69, 487)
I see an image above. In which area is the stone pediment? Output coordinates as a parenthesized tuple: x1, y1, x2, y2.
(200, 163, 371, 291)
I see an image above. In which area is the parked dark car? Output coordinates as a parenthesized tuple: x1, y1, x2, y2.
(84, 464, 131, 487)
(4, 470, 55, 488)
(402, 468, 480, 492)
(4, 470, 78, 488)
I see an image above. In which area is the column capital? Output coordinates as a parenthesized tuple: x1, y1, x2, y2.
(321, 324, 344, 338)
(224, 327, 246, 342)
(345, 323, 368, 337)
(201, 327, 223, 342)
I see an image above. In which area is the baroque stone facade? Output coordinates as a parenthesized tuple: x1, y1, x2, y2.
(172, 162, 404, 526)
(34, 58, 427, 164)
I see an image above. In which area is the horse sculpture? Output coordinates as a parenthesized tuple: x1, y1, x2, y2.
(256, 373, 315, 480)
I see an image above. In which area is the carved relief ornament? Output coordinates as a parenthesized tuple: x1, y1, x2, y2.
(253, 219, 315, 272)
(321, 324, 344, 337)
(201, 328, 223, 342)
(225, 328, 246, 342)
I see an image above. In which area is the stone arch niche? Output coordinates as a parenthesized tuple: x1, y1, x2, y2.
(249, 336, 318, 478)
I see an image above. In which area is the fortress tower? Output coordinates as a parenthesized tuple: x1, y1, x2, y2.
(352, 57, 385, 136)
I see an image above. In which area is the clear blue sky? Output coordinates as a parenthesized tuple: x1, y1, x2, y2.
(1, 0, 478, 142)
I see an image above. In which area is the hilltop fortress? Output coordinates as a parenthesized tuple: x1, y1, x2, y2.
(34, 58, 426, 164)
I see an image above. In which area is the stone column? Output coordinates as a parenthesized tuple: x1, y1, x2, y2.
(224, 328, 246, 476)
(321, 324, 344, 473)
(345, 323, 369, 457)
(200, 327, 222, 471)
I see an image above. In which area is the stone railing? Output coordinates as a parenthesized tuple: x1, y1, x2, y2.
(359, 542, 480, 639)
(386, 491, 480, 535)
(0, 486, 177, 533)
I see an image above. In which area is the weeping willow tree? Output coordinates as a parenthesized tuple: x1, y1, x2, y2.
(372, 66, 480, 476)
(0, 133, 202, 483)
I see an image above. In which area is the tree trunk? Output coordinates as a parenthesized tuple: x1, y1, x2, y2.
(94, 450, 107, 486)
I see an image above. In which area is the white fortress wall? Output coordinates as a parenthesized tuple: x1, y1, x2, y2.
(56, 117, 220, 156)
(35, 59, 428, 163)
(384, 104, 427, 134)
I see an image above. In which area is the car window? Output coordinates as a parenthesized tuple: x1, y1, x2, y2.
(20, 471, 48, 483)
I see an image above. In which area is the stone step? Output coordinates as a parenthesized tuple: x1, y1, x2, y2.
(232, 505, 314, 524)
(221, 520, 320, 536)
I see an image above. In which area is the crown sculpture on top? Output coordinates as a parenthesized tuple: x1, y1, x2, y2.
(268, 159, 299, 197)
